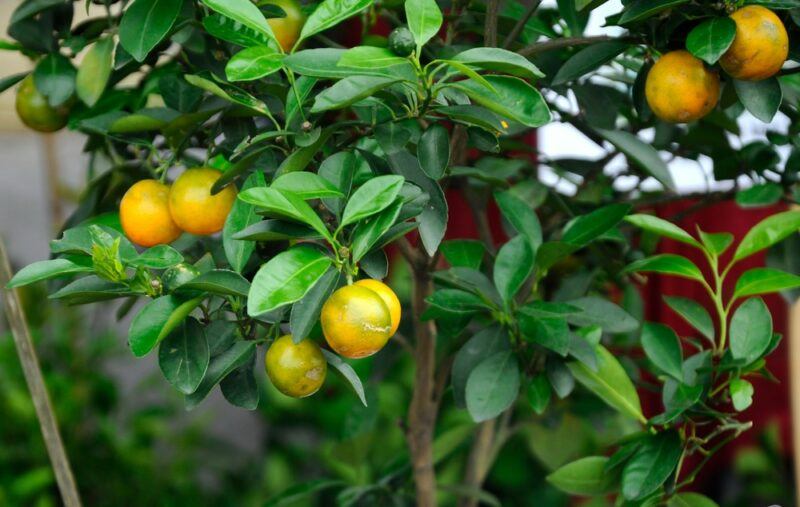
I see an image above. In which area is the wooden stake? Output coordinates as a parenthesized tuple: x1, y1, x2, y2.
(790, 299, 800, 504)
(0, 237, 82, 507)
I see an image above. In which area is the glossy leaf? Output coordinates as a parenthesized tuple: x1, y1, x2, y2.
(566, 297, 639, 333)
(621, 431, 682, 500)
(619, 0, 689, 24)
(494, 190, 542, 252)
(186, 341, 256, 409)
(667, 493, 719, 507)
(119, 0, 183, 62)
(625, 254, 705, 283)
(733, 211, 800, 262)
(418, 124, 449, 179)
(247, 245, 332, 316)
(466, 350, 520, 422)
(547, 456, 613, 496)
(220, 353, 259, 409)
(734, 267, 800, 299)
(452, 47, 544, 80)
(730, 378, 754, 411)
(300, 0, 374, 43)
(453, 76, 551, 128)
(405, 0, 442, 48)
(33, 53, 75, 106)
(312, 75, 401, 112)
(664, 296, 715, 343)
(598, 129, 675, 189)
(128, 296, 203, 357)
(179, 270, 251, 297)
(158, 318, 210, 394)
(290, 268, 342, 342)
(340, 175, 405, 228)
(624, 214, 700, 248)
(734, 77, 782, 123)
(76, 37, 114, 107)
(7, 257, 92, 288)
(351, 199, 402, 262)
(238, 186, 332, 240)
(441, 240, 485, 270)
(686, 17, 736, 64)
(226, 46, 284, 81)
(552, 42, 628, 85)
(321, 349, 367, 406)
(729, 297, 772, 365)
(201, 0, 276, 43)
(562, 203, 630, 246)
(338, 46, 409, 68)
(223, 172, 265, 272)
(641, 322, 683, 380)
(272, 172, 344, 199)
(494, 235, 534, 304)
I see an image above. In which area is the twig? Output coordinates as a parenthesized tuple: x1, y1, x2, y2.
(502, 0, 542, 49)
(518, 35, 618, 57)
(484, 0, 500, 47)
(0, 238, 82, 507)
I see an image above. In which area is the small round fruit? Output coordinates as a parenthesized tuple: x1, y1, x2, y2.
(168, 168, 237, 236)
(161, 262, 200, 292)
(354, 279, 401, 335)
(15, 75, 70, 133)
(120, 179, 183, 247)
(720, 5, 788, 81)
(265, 335, 327, 398)
(388, 27, 415, 57)
(645, 50, 720, 123)
(261, 0, 305, 52)
(321, 284, 392, 359)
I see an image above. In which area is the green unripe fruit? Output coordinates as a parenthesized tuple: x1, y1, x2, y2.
(16, 75, 70, 133)
(388, 27, 415, 57)
(161, 263, 200, 293)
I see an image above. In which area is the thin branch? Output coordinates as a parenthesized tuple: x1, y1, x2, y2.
(502, 0, 542, 49)
(484, 0, 500, 47)
(518, 35, 618, 57)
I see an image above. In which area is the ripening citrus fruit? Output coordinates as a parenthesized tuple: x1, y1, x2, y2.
(720, 5, 788, 81)
(168, 168, 237, 236)
(353, 279, 401, 335)
(15, 75, 70, 133)
(120, 179, 183, 247)
(262, 0, 305, 52)
(265, 335, 326, 398)
(321, 284, 393, 359)
(645, 50, 720, 123)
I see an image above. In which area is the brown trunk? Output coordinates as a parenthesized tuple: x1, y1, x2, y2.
(458, 419, 496, 507)
(407, 264, 438, 507)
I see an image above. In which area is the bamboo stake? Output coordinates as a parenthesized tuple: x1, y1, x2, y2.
(790, 299, 800, 504)
(0, 237, 82, 507)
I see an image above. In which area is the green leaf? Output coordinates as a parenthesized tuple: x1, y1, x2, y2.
(466, 350, 520, 422)
(729, 297, 772, 365)
(220, 353, 259, 409)
(238, 187, 332, 240)
(495, 190, 542, 252)
(552, 42, 628, 85)
(427, 289, 487, 314)
(519, 314, 570, 356)
(128, 296, 203, 357)
(734, 78, 782, 123)
(321, 349, 367, 406)
(667, 493, 719, 507)
(641, 323, 683, 380)
(418, 124, 450, 179)
(50, 276, 135, 305)
(619, 0, 689, 24)
(452, 47, 544, 80)
(685, 17, 736, 64)
(76, 37, 114, 107)
(734, 267, 800, 298)
(736, 183, 783, 208)
(290, 268, 342, 342)
(184, 74, 270, 115)
(698, 230, 734, 256)
(233, 220, 320, 241)
(338, 46, 409, 68)
(350, 199, 402, 262)
(247, 245, 332, 316)
(452, 75, 551, 128)
(186, 341, 256, 409)
(7, 258, 92, 288)
(284, 48, 416, 80)
(272, 172, 344, 199)
(568, 345, 645, 423)
(621, 431, 682, 500)
(119, 0, 183, 62)
(200, 0, 276, 44)
(276, 129, 333, 176)
(405, 0, 442, 49)
(547, 456, 613, 496)
(562, 203, 630, 246)
(733, 210, 800, 262)
(311, 75, 401, 112)
(730, 378, 754, 411)
(179, 270, 251, 297)
(224, 172, 265, 272)
(625, 254, 705, 283)
(202, 13, 271, 48)
(225, 46, 284, 81)
(625, 214, 700, 248)
(263, 479, 345, 507)
(452, 327, 509, 408)
(340, 175, 405, 228)
(527, 374, 551, 414)
(440, 240, 485, 270)
(158, 318, 210, 394)
(597, 129, 675, 189)
(566, 297, 639, 333)
(494, 235, 534, 304)
(129, 245, 184, 269)
(33, 54, 75, 107)
(299, 0, 374, 45)
(664, 296, 715, 343)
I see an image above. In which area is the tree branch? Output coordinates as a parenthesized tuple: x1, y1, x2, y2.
(484, 0, 500, 47)
(518, 35, 617, 57)
(502, 0, 541, 49)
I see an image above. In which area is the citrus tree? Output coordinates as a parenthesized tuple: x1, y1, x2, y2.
(5, 0, 800, 504)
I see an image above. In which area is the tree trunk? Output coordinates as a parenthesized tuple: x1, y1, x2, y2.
(458, 419, 496, 507)
(407, 263, 438, 507)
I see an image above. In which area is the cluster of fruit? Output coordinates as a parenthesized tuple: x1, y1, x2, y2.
(646, 5, 788, 123)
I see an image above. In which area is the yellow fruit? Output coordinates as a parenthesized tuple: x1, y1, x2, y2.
(262, 0, 305, 52)
(321, 284, 392, 359)
(168, 168, 237, 235)
(265, 335, 326, 398)
(15, 75, 70, 133)
(354, 279, 401, 335)
(645, 50, 720, 123)
(720, 5, 788, 81)
(120, 179, 182, 247)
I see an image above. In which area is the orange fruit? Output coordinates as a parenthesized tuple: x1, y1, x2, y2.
(261, 0, 305, 52)
(120, 179, 182, 247)
(168, 168, 237, 235)
(15, 75, 70, 133)
(645, 50, 720, 123)
(354, 279, 401, 335)
(265, 334, 326, 398)
(720, 6, 788, 81)
(320, 284, 392, 359)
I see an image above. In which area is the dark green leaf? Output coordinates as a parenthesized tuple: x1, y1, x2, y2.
(119, 0, 183, 62)
(220, 352, 259, 409)
(736, 183, 783, 208)
(566, 297, 639, 333)
(625, 254, 705, 283)
(299, 0, 374, 45)
(179, 270, 251, 297)
(466, 350, 520, 422)
(547, 456, 614, 495)
(158, 318, 210, 394)
(312, 75, 402, 112)
(225, 46, 284, 81)
(418, 124, 449, 179)
(619, 0, 689, 24)
(7, 258, 92, 288)
(686, 17, 736, 64)
(597, 129, 675, 189)
(290, 268, 342, 342)
(186, 341, 256, 409)
(641, 322, 683, 380)
(224, 172, 265, 272)
(729, 297, 772, 365)
(452, 47, 544, 80)
(440, 239, 485, 269)
(321, 349, 367, 406)
(664, 296, 715, 343)
(552, 42, 628, 85)
(340, 175, 404, 228)
(621, 431, 682, 500)
(734, 267, 800, 298)
(201, 0, 276, 43)
(495, 190, 542, 252)
(527, 374, 551, 414)
(453, 76, 551, 128)
(405, 0, 442, 48)
(128, 296, 203, 357)
(734, 78, 782, 123)
(33, 53, 75, 106)
(562, 203, 630, 246)
(494, 235, 534, 304)
(625, 214, 700, 248)
(733, 210, 800, 262)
